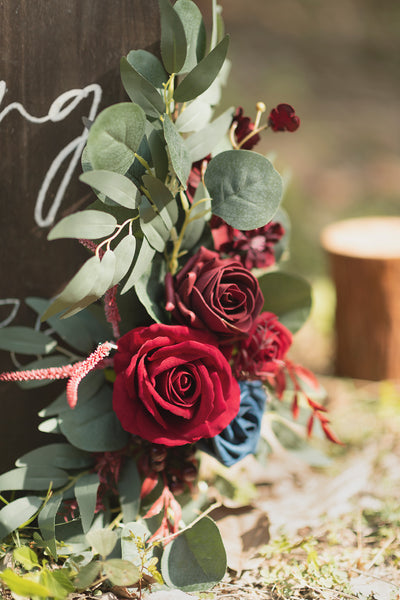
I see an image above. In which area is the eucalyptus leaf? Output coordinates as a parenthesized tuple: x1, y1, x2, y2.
(258, 271, 312, 333)
(121, 521, 150, 563)
(135, 253, 167, 323)
(146, 122, 169, 181)
(126, 49, 167, 89)
(38, 418, 61, 434)
(86, 528, 117, 559)
(139, 197, 170, 253)
(174, 0, 206, 73)
(75, 472, 100, 533)
(59, 385, 130, 452)
(174, 35, 229, 103)
(161, 516, 227, 591)
(38, 494, 63, 558)
(120, 57, 165, 118)
(184, 107, 233, 162)
(41, 255, 102, 321)
(39, 371, 104, 418)
(16, 443, 94, 470)
(0, 466, 69, 492)
(142, 174, 178, 230)
(73, 560, 102, 591)
(48, 210, 117, 241)
(0, 326, 57, 355)
(0, 496, 43, 540)
(181, 184, 211, 250)
(110, 234, 137, 287)
(117, 458, 142, 524)
(175, 98, 213, 133)
(163, 114, 192, 187)
(158, 0, 187, 74)
(102, 559, 141, 587)
(205, 150, 283, 230)
(80, 170, 140, 209)
(121, 237, 156, 295)
(15, 355, 70, 390)
(87, 103, 146, 174)
(59, 249, 116, 319)
(26, 297, 94, 353)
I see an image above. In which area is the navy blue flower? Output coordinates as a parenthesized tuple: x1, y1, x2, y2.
(199, 380, 267, 466)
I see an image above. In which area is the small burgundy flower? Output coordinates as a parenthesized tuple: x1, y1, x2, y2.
(210, 216, 285, 270)
(233, 312, 292, 379)
(268, 104, 300, 132)
(165, 246, 263, 343)
(232, 107, 260, 150)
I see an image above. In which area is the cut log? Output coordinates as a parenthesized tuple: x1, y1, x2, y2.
(321, 216, 400, 380)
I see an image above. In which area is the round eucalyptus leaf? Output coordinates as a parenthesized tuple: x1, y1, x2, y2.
(161, 516, 227, 591)
(205, 150, 283, 230)
(87, 103, 146, 174)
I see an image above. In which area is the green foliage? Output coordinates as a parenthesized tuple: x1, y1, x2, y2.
(59, 384, 130, 452)
(0, 466, 69, 492)
(163, 114, 192, 187)
(174, 0, 206, 73)
(48, 210, 117, 240)
(117, 458, 141, 523)
(174, 35, 229, 102)
(158, 0, 187, 74)
(0, 496, 43, 540)
(205, 150, 283, 230)
(184, 107, 233, 162)
(258, 271, 312, 333)
(161, 516, 227, 591)
(0, 326, 57, 354)
(80, 169, 140, 209)
(75, 472, 100, 533)
(86, 102, 146, 173)
(120, 57, 166, 118)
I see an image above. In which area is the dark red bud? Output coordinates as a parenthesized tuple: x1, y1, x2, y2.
(181, 464, 198, 483)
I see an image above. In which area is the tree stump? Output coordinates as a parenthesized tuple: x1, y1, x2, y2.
(321, 216, 400, 380)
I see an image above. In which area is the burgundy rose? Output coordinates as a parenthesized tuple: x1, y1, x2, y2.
(232, 107, 260, 150)
(268, 104, 300, 132)
(233, 312, 292, 379)
(113, 323, 240, 446)
(210, 217, 285, 270)
(165, 247, 263, 343)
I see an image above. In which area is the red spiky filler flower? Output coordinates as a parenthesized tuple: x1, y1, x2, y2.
(0, 342, 113, 408)
(268, 103, 300, 132)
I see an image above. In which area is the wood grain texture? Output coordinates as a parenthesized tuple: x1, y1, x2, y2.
(322, 218, 400, 380)
(0, 0, 160, 471)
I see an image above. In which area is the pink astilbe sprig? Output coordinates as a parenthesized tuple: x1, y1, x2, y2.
(104, 285, 121, 339)
(0, 342, 114, 409)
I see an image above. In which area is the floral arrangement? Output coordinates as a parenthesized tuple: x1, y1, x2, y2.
(0, 0, 338, 596)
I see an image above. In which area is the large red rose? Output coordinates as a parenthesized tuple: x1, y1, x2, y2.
(165, 247, 263, 343)
(233, 312, 292, 379)
(112, 324, 240, 446)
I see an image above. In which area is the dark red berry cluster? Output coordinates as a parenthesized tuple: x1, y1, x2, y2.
(148, 443, 198, 495)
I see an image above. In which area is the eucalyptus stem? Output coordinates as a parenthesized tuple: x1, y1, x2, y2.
(95, 217, 136, 256)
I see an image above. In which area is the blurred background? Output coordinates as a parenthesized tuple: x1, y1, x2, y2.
(197, 0, 400, 374)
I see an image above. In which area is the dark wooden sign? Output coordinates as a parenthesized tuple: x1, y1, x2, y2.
(0, 0, 160, 471)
